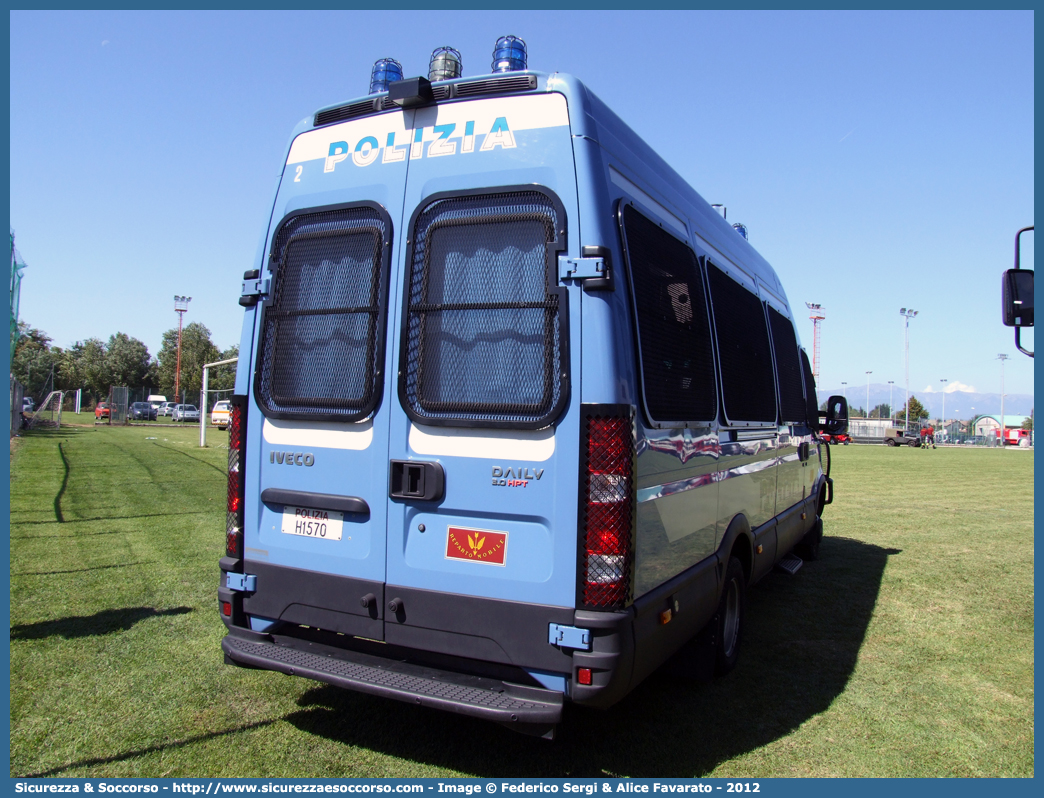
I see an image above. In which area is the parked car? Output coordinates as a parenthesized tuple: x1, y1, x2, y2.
(884, 426, 919, 447)
(820, 432, 851, 445)
(130, 401, 158, 421)
(22, 397, 34, 412)
(172, 404, 200, 423)
(157, 402, 177, 417)
(95, 403, 110, 420)
(147, 394, 167, 409)
(211, 400, 231, 429)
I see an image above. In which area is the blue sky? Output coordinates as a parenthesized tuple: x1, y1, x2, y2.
(9, 10, 1035, 398)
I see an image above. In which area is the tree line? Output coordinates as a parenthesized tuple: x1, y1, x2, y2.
(12, 320, 237, 406)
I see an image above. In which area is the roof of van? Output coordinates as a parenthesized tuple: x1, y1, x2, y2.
(548, 73, 791, 314)
(302, 70, 795, 324)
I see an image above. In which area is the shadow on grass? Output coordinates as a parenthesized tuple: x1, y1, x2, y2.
(54, 441, 71, 522)
(15, 561, 157, 576)
(20, 426, 86, 439)
(151, 441, 227, 475)
(12, 509, 210, 530)
(21, 718, 280, 777)
(11, 606, 193, 641)
(282, 536, 899, 776)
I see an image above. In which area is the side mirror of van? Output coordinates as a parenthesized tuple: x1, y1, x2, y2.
(1002, 268, 1034, 327)
(821, 395, 848, 435)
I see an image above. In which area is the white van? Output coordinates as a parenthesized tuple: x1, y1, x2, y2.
(218, 44, 849, 739)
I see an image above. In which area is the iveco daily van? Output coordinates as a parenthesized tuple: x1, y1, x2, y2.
(218, 39, 849, 739)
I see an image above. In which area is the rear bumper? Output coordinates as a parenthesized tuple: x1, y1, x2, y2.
(219, 559, 635, 711)
(222, 627, 563, 726)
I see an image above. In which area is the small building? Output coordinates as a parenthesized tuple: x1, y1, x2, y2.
(972, 414, 1029, 438)
(847, 418, 895, 438)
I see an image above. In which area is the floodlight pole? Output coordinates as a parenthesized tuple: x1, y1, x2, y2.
(997, 354, 1009, 445)
(805, 302, 826, 380)
(900, 308, 918, 427)
(174, 296, 191, 406)
(940, 379, 947, 441)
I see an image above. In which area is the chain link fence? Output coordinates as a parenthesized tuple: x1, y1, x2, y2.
(109, 387, 129, 425)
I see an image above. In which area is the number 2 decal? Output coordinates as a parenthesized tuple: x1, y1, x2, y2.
(294, 165, 302, 182)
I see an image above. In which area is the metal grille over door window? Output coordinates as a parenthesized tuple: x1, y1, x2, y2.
(401, 191, 566, 428)
(256, 206, 390, 422)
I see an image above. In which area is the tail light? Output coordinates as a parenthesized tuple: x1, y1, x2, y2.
(580, 406, 635, 608)
(226, 395, 247, 558)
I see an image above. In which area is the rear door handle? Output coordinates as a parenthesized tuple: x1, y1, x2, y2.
(261, 488, 369, 515)
(389, 460, 445, 502)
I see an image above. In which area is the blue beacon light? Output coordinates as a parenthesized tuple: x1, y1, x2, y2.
(368, 58, 403, 94)
(491, 35, 527, 72)
(732, 223, 748, 240)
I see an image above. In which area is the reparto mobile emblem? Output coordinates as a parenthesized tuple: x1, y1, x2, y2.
(445, 525, 508, 566)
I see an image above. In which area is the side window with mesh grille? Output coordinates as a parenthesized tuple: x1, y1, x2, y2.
(621, 205, 717, 425)
(400, 190, 567, 428)
(767, 306, 806, 424)
(255, 205, 390, 421)
(706, 264, 777, 425)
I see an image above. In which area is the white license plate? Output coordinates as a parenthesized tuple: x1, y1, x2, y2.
(280, 506, 343, 541)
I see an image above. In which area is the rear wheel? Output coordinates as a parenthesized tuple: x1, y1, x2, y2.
(887, 439, 897, 446)
(715, 556, 746, 676)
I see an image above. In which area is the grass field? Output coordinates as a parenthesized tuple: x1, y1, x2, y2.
(9, 428, 1034, 777)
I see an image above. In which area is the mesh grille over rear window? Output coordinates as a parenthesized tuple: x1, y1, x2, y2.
(621, 206, 716, 424)
(707, 265, 777, 425)
(401, 191, 566, 428)
(256, 205, 389, 421)
(768, 306, 806, 423)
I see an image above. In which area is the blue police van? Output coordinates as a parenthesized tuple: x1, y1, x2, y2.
(219, 38, 848, 739)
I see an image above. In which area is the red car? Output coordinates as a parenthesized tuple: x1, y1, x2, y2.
(820, 432, 850, 445)
(95, 402, 110, 420)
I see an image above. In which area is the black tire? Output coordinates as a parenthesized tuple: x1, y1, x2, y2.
(714, 556, 746, 676)
(795, 517, 823, 561)
(886, 439, 897, 446)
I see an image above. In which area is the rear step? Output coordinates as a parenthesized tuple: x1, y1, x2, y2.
(222, 631, 563, 735)
(776, 553, 804, 575)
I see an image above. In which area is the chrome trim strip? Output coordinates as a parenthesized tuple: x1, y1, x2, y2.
(638, 456, 780, 503)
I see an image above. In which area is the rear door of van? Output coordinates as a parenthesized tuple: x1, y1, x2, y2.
(381, 92, 583, 665)
(240, 109, 414, 641)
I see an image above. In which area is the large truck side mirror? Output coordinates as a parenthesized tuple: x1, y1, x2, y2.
(1006, 225, 1033, 358)
(1002, 268, 1033, 327)
(821, 395, 848, 435)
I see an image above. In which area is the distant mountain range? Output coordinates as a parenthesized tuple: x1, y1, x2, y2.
(817, 385, 1033, 420)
